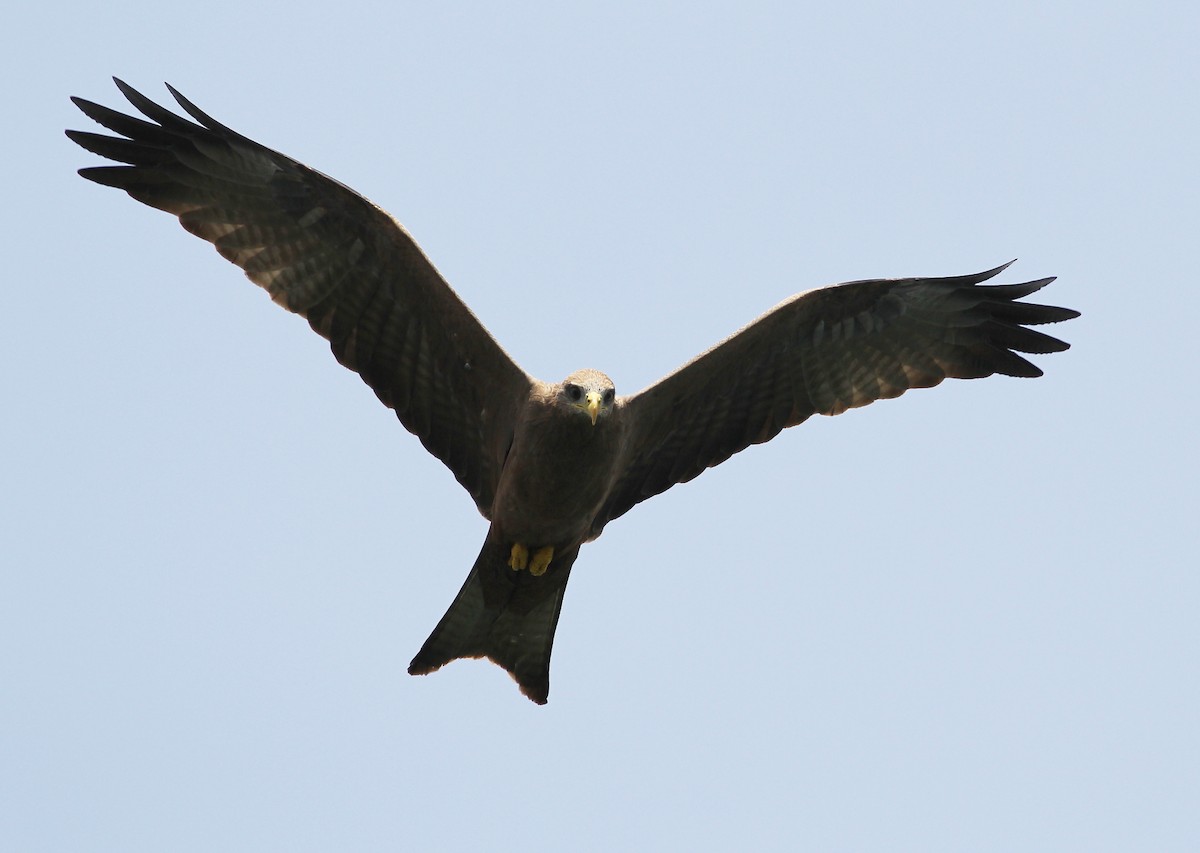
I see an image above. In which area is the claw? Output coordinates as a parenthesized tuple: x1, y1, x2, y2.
(508, 543, 529, 571)
(529, 546, 554, 576)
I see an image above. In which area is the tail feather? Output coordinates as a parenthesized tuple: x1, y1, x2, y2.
(408, 536, 579, 704)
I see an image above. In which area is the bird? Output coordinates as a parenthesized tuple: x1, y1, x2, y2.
(68, 78, 1079, 705)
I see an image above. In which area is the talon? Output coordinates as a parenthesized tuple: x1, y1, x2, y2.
(529, 545, 554, 576)
(508, 543, 529, 571)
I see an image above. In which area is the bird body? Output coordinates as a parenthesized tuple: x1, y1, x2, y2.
(69, 79, 1079, 704)
(407, 370, 625, 702)
(491, 371, 623, 553)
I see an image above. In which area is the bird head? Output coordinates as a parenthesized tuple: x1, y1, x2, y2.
(559, 369, 616, 426)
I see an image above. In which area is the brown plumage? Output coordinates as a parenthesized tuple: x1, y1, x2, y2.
(68, 79, 1079, 704)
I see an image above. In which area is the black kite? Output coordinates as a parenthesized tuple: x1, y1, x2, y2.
(68, 80, 1079, 703)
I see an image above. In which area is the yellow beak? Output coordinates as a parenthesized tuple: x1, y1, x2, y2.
(585, 391, 602, 426)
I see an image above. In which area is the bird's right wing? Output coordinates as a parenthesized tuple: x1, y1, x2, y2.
(591, 262, 1078, 536)
(68, 79, 532, 517)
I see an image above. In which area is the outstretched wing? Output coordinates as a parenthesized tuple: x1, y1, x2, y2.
(593, 262, 1078, 534)
(68, 79, 531, 517)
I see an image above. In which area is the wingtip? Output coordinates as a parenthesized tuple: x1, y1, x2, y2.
(164, 82, 206, 121)
(982, 259, 1017, 279)
(161, 81, 244, 138)
(112, 76, 136, 99)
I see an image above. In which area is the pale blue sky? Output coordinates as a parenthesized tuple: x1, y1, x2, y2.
(4, 2, 1196, 850)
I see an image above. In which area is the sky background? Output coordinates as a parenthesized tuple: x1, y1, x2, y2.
(4, 2, 1197, 850)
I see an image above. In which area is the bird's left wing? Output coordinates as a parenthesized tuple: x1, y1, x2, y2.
(591, 262, 1078, 536)
(68, 79, 532, 517)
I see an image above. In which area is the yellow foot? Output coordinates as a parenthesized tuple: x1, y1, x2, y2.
(508, 543, 529, 571)
(529, 546, 555, 577)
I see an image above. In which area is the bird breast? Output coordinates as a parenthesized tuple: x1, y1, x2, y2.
(490, 409, 624, 547)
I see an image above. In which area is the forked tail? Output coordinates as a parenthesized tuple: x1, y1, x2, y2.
(407, 535, 579, 704)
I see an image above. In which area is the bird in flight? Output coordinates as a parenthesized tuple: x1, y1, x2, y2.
(68, 79, 1079, 704)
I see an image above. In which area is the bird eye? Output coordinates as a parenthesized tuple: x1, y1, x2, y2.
(566, 384, 582, 402)
(603, 389, 615, 404)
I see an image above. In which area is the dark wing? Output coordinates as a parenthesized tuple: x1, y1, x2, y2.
(592, 262, 1078, 535)
(68, 79, 531, 517)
